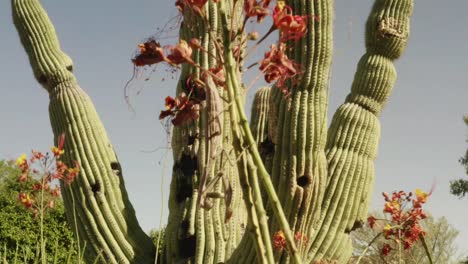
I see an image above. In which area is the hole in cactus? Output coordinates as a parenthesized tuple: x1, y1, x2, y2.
(187, 133, 198, 146)
(176, 180, 193, 203)
(259, 137, 275, 157)
(110, 162, 120, 170)
(66, 65, 73, 72)
(38, 75, 47, 84)
(180, 220, 189, 234)
(177, 153, 198, 177)
(110, 162, 122, 177)
(178, 235, 196, 258)
(90, 180, 101, 194)
(297, 175, 310, 187)
(345, 220, 364, 234)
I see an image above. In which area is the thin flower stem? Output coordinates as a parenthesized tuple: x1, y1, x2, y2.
(356, 233, 382, 264)
(419, 234, 434, 264)
(40, 180, 45, 264)
(244, 25, 275, 59)
(398, 230, 402, 264)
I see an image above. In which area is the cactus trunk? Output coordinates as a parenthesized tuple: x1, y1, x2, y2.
(12, 0, 414, 263)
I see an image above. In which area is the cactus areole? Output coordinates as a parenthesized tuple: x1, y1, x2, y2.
(12, 0, 413, 263)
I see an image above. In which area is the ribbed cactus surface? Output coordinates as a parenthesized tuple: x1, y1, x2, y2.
(12, 0, 414, 263)
(12, 0, 155, 263)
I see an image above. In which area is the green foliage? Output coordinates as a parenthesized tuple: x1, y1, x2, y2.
(0, 160, 77, 263)
(350, 212, 461, 264)
(450, 115, 468, 198)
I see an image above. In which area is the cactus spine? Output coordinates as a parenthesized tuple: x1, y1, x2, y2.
(12, 0, 414, 263)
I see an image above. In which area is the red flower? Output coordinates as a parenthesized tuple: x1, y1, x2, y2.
(374, 189, 431, 257)
(132, 40, 166, 67)
(259, 43, 299, 93)
(382, 244, 391, 256)
(273, 230, 287, 251)
(244, 0, 269, 23)
(294, 231, 308, 246)
(18, 193, 34, 208)
(30, 150, 44, 162)
(176, 0, 208, 13)
(50, 186, 61, 197)
(272, 1, 308, 42)
(159, 93, 200, 126)
(367, 216, 377, 229)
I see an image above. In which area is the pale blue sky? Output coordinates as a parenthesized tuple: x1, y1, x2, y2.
(1, 0, 467, 257)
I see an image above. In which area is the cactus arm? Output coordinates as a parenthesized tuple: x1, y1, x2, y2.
(11, 0, 155, 263)
(218, 1, 301, 259)
(260, 0, 333, 262)
(306, 0, 414, 261)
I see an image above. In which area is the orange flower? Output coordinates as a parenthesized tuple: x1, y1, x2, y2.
(18, 193, 34, 208)
(166, 40, 194, 65)
(273, 230, 287, 251)
(18, 173, 28, 183)
(47, 200, 55, 209)
(30, 150, 44, 162)
(50, 186, 61, 197)
(375, 189, 431, 256)
(65, 161, 80, 185)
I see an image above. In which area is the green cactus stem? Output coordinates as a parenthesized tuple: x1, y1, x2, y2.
(163, 2, 249, 263)
(261, 0, 413, 262)
(12, 0, 155, 262)
(306, 1, 413, 262)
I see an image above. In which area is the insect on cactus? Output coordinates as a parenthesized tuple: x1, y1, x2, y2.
(11, 0, 414, 263)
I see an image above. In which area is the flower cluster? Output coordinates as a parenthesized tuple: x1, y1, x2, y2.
(273, 230, 308, 251)
(244, 0, 271, 23)
(132, 39, 194, 67)
(16, 134, 80, 217)
(368, 189, 431, 256)
(159, 93, 200, 126)
(260, 43, 300, 94)
(272, 1, 309, 42)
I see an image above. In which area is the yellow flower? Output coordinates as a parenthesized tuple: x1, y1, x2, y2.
(277, 1, 286, 10)
(16, 153, 27, 166)
(51, 146, 65, 157)
(415, 189, 428, 203)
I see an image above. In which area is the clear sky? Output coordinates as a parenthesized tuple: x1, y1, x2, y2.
(1, 0, 467, 257)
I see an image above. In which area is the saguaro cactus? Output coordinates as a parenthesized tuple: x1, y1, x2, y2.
(12, 0, 414, 263)
(12, 0, 155, 263)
